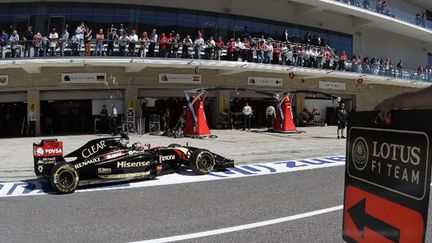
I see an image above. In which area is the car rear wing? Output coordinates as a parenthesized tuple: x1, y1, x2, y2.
(33, 139, 64, 177)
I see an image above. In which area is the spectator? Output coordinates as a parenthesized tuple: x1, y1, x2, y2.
(148, 29, 158, 57)
(118, 32, 127, 56)
(139, 32, 149, 58)
(118, 24, 127, 36)
(70, 33, 80, 56)
(267, 40, 274, 64)
(227, 38, 236, 61)
(84, 27, 92, 56)
(9, 30, 19, 58)
(242, 38, 250, 62)
(304, 32, 312, 45)
(214, 36, 224, 61)
(234, 38, 242, 61)
(75, 22, 85, 55)
(171, 33, 181, 58)
(59, 27, 69, 57)
(158, 33, 168, 58)
(165, 32, 173, 57)
(128, 28, 138, 57)
(281, 43, 289, 65)
(338, 51, 347, 71)
(363, 0, 369, 9)
(281, 28, 289, 42)
(417, 65, 424, 80)
(182, 34, 192, 58)
(106, 29, 117, 56)
(95, 29, 104, 56)
(256, 39, 265, 63)
(23, 26, 34, 57)
(48, 28, 58, 56)
(242, 102, 253, 131)
(33, 31, 42, 57)
(416, 12, 425, 27)
(0, 30, 8, 58)
(241, 26, 250, 40)
(204, 36, 215, 59)
(272, 43, 281, 64)
(193, 31, 204, 59)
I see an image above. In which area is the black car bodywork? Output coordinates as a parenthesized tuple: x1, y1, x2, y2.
(33, 134, 234, 193)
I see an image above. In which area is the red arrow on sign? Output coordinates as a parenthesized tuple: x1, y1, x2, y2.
(343, 186, 424, 243)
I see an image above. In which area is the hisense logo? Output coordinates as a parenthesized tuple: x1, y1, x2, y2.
(117, 161, 150, 168)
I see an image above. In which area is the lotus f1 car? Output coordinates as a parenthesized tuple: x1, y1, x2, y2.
(33, 134, 234, 193)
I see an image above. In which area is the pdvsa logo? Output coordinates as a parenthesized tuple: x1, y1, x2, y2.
(45, 148, 63, 154)
(352, 137, 369, 171)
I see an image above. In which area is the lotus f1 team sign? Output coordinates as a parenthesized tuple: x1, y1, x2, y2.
(343, 111, 432, 243)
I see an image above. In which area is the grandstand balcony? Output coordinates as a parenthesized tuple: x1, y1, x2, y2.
(292, 0, 432, 44)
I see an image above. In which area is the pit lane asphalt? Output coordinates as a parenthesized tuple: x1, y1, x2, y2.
(0, 165, 345, 243)
(2, 164, 432, 242)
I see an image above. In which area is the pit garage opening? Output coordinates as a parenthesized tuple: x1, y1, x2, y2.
(40, 90, 124, 135)
(0, 92, 27, 138)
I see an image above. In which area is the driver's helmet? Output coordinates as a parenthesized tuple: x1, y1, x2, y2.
(132, 142, 145, 151)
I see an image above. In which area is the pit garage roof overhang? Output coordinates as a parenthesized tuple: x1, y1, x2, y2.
(0, 57, 429, 88)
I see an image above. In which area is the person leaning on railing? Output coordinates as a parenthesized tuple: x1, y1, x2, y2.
(139, 31, 149, 58)
(84, 27, 92, 56)
(9, 30, 19, 58)
(0, 30, 8, 59)
(95, 29, 104, 56)
(59, 27, 69, 57)
(106, 28, 117, 57)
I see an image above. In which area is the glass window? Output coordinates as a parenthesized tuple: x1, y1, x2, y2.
(428, 53, 432, 67)
(95, 6, 115, 16)
(49, 3, 73, 14)
(11, 3, 36, 15)
(71, 4, 93, 15)
(177, 12, 197, 28)
(156, 10, 177, 34)
(251, 21, 268, 38)
(114, 6, 131, 16)
(0, 16, 13, 32)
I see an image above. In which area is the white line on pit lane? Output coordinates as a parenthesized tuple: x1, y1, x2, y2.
(130, 205, 344, 243)
(0, 155, 345, 198)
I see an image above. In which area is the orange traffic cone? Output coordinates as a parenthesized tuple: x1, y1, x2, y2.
(184, 98, 211, 137)
(274, 97, 297, 132)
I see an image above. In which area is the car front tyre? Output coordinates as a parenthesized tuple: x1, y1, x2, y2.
(49, 163, 79, 194)
(189, 149, 215, 175)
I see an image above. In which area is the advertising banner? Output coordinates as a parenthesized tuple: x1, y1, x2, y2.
(247, 77, 283, 87)
(0, 75, 8, 86)
(159, 74, 202, 84)
(319, 81, 346, 90)
(62, 73, 107, 84)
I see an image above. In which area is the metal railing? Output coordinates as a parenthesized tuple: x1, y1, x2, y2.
(0, 39, 430, 83)
(333, 0, 432, 31)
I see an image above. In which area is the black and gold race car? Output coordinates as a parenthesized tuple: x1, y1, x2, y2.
(33, 134, 234, 193)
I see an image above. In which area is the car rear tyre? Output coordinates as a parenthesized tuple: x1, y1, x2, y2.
(189, 149, 215, 175)
(49, 163, 79, 193)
